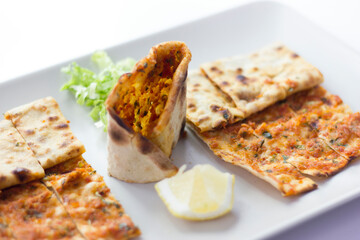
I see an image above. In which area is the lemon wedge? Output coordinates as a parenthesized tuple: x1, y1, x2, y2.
(155, 164, 235, 221)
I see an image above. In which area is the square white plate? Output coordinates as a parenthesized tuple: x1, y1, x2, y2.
(1, 1, 360, 239)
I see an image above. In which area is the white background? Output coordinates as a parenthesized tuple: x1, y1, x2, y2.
(1, 0, 360, 239)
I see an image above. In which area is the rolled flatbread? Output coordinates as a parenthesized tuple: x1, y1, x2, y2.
(106, 41, 191, 183)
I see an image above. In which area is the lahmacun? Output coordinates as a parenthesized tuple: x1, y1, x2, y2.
(189, 86, 360, 195)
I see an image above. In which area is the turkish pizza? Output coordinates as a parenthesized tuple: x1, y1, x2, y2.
(0, 97, 140, 239)
(43, 156, 140, 240)
(190, 86, 360, 196)
(0, 181, 84, 240)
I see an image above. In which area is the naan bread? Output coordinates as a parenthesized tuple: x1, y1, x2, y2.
(186, 70, 244, 132)
(0, 120, 44, 190)
(200, 43, 324, 125)
(106, 41, 191, 183)
(5, 97, 85, 169)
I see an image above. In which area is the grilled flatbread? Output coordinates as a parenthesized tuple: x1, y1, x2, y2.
(186, 70, 244, 132)
(43, 156, 141, 240)
(106, 41, 191, 183)
(0, 120, 44, 190)
(5, 97, 85, 169)
(197, 43, 323, 130)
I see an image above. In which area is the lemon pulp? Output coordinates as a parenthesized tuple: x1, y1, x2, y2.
(155, 164, 234, 221)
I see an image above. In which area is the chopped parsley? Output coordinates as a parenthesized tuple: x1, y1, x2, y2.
(282, 155, 289, 163)
(262, 131, 272, 139)
(295, 145, 305, 150)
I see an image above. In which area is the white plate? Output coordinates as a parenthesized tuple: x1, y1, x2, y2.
(1, 1, 360, 239)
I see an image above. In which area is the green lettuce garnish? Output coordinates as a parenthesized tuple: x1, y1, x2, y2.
(61, 51, 136, 130)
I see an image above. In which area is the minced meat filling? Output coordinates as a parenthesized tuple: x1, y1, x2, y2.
(114, 50, 182, 137)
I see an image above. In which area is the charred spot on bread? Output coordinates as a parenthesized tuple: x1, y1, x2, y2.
(55, 123, 69, 129)
(236, 91, 257, 102)
(236, 75, 248, 84)
(0, 176, 6, 183)
(136, 135, 155, 155)
(188, 103, 195, 108)
(109, 127, 129, 145)
(25, 129, 35, 135)
(210, 104, 221, 112)
(12, 167, 31, 182)
(210, 66, 223, 74)
(178, 82, 187, 105)
(48, 116, 59, 121)
(108, 108, 133, 134)
(156, 161, 173, 170)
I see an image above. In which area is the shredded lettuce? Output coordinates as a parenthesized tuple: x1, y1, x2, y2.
(61, 51, 136, 130)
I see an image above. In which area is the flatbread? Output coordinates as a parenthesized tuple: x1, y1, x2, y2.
(106, 41, 191, 183)
(5, 97, 86, 169)
(186, 70, 244, 132)
(251, 105, 349, 177)
(200, 43, 323, 125)
(0, 120, 44, 190)
(286, 86, 360, 161)
(190, 87, 360, 195)
(43, 156, 141, 240)
(320, 112, 360, 161)
(0, 212, 15, 239)
(0, 181, 84, 240)
(190, 123, 317, 196)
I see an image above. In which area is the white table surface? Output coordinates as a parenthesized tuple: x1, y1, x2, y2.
(1, 0, 360, 239)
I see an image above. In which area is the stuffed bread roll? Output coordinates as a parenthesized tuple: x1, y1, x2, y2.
(105, 41, 191, 183)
